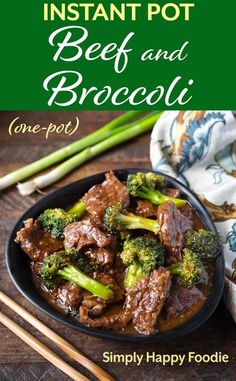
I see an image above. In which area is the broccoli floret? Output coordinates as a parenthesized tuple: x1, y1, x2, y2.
(121, 236, 164, 272)
(167, 248, 203, 287)
(38, 200, 86, 240)
(39, 208, 77, 240)
(103, 203, 160, 235)
(127, 172, 186, 208)
(40, 248, 80, 289)
(140, 172, 165, 189)
(40, 249, 113, 300)
(121, 236, 165, 288)
(184, 229, 221, 261)
(124, 262, 147, 289)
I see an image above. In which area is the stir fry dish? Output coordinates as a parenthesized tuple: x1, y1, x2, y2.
(15, 172, 221, 335)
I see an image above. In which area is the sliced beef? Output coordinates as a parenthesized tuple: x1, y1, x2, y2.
(82, 171, 129, 223)
(164, 283, 205, 319)
(135, 189, 183, 219)
(157, 201, 192, 263)
(96, 273, 124, 304)
(80, 268, 171, 334)
(64, 217, 112, 251)
(81, 294, 107, 317)
(81, 273, 124, 317)
(124, 267, 171, 335)
(15, 218, 63, 262)
(32, 262, 42, 276)
(136, 199, 158, 218)
(57, 282, 83, 309)
(163, 188, 181, 198)
(179, 213, 193, 233)
(179, 204, 194, 223)
(83, 246, 114, 266)
(79, 306, 131, 330)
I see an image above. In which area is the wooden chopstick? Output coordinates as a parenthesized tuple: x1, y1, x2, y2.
(0, 310, 89, 381)
(0, 291, 115, 381)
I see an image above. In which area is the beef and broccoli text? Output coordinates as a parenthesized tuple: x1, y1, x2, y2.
(15, 171, 221, 335)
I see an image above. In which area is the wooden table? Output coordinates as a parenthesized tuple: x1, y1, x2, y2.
(0, 111, 235, 381)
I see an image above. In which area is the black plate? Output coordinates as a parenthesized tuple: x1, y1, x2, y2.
(6, 169, 225, 342)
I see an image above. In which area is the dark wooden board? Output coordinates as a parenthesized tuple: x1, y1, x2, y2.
(0, 111, 235, 381)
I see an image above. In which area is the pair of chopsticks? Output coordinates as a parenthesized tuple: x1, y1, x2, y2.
(0, 290, 115, 381)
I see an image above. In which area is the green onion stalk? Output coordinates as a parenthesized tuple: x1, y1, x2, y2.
(17, 112, 163, 196)
(0, 111, 143, 191)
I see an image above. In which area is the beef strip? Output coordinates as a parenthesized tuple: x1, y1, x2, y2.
(81, 294, 107, 317)
(157, 201, 192, 263)
(79, 306, 131, 330)
(135, 188, 182, 219)
(136, 199, 158, 218)
(163, 188, 181, 198)
(81, 273, 124, 317)
(32, 262, 42, 276)
(83, 246, 114, 266)
(64, 217, 112, 251)
(15, 218, 63, 262)
(57, 282, 83, 309)
(124, 267, 171, 335)
(164, 282, 205, 319)
(180, 204, 194, 222)
(97, 273, 124, 304)
(80, 268, 171, 335)
(82, 171, 129, 223)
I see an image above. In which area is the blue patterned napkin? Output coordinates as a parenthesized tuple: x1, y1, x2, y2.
(150, 111, 236, 321)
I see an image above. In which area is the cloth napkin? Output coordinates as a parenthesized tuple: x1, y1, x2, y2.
(150, 110, 236, 322)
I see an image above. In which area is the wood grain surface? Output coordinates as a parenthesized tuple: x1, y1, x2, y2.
(0, 111, 235, 381)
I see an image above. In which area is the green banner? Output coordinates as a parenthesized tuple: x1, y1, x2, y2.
(0, 1, 235, 110)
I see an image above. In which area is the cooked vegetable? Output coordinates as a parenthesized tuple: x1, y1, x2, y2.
(167, 249, 203, 287)
(103, 203, 160, 235)
(184, 229, 221, 261)
(124, 262, 146, 290)
(0, 111, 143, 191)
(128, 172, 165, 190)
(127, 172, 187, 207)
(40, 248, 80, 288)
(121, 237, 165, 288)
(15, 170, 214, 336)
(17, 112, 162, 195)
(41, 249, 113, 300)
(38, 200, 86, 240)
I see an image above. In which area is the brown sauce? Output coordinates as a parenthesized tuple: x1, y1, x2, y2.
(17, 172, 216, 337)
(33, 209, 214, 335)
